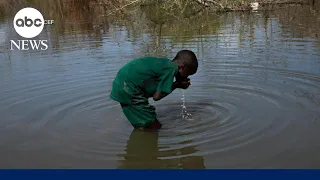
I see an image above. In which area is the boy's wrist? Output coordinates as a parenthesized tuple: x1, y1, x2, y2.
(172, 81, 178, 91)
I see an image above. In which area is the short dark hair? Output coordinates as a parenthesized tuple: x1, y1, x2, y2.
(173, 50, 198, 73)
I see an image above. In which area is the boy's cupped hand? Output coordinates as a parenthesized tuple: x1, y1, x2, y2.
(175, 78, 190, 89)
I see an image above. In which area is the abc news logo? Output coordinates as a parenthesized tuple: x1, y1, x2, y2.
(16, 17, 54, 28)
(10, 7, 54, 51)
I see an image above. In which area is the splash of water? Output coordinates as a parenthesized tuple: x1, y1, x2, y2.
(179, 90, 194, 121)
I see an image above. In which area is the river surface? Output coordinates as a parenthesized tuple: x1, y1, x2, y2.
(0, 4, 320, 168)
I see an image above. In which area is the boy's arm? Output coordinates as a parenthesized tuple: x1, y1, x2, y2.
(153, 81, 178, 101)
(153, 80, 190, 101)
(153, 63, 190, 101)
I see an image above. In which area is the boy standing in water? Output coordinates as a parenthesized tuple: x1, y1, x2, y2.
(110, 50, 198, 129)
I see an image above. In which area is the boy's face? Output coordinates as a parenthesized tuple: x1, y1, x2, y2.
(177, 64, 197, 81)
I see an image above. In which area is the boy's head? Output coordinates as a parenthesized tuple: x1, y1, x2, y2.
(173, 50, 198, 80)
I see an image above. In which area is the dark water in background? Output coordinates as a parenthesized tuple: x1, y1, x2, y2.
(0, 3, 320, 168)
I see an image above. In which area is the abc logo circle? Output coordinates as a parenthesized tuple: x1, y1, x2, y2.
(13, 7, 44, 38)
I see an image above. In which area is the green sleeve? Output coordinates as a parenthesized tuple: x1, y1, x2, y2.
(156, 65, 177, 94)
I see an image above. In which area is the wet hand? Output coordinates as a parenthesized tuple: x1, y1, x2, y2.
(175, 78, 190, 89)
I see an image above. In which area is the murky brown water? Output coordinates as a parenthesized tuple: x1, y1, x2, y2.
(0, 3, 320, 168)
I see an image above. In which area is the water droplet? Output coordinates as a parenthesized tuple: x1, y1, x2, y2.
(179, 90, 194, 121)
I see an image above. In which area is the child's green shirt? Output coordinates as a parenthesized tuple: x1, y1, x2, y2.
(110, 57, 178, 104)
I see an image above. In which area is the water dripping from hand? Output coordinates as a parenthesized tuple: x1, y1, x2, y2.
(179, 89, 194, 121)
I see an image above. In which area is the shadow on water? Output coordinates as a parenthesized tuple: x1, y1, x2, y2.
(117, 129, 205, 169)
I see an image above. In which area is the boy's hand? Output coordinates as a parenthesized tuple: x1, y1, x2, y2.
(175, 78, 190, 89)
